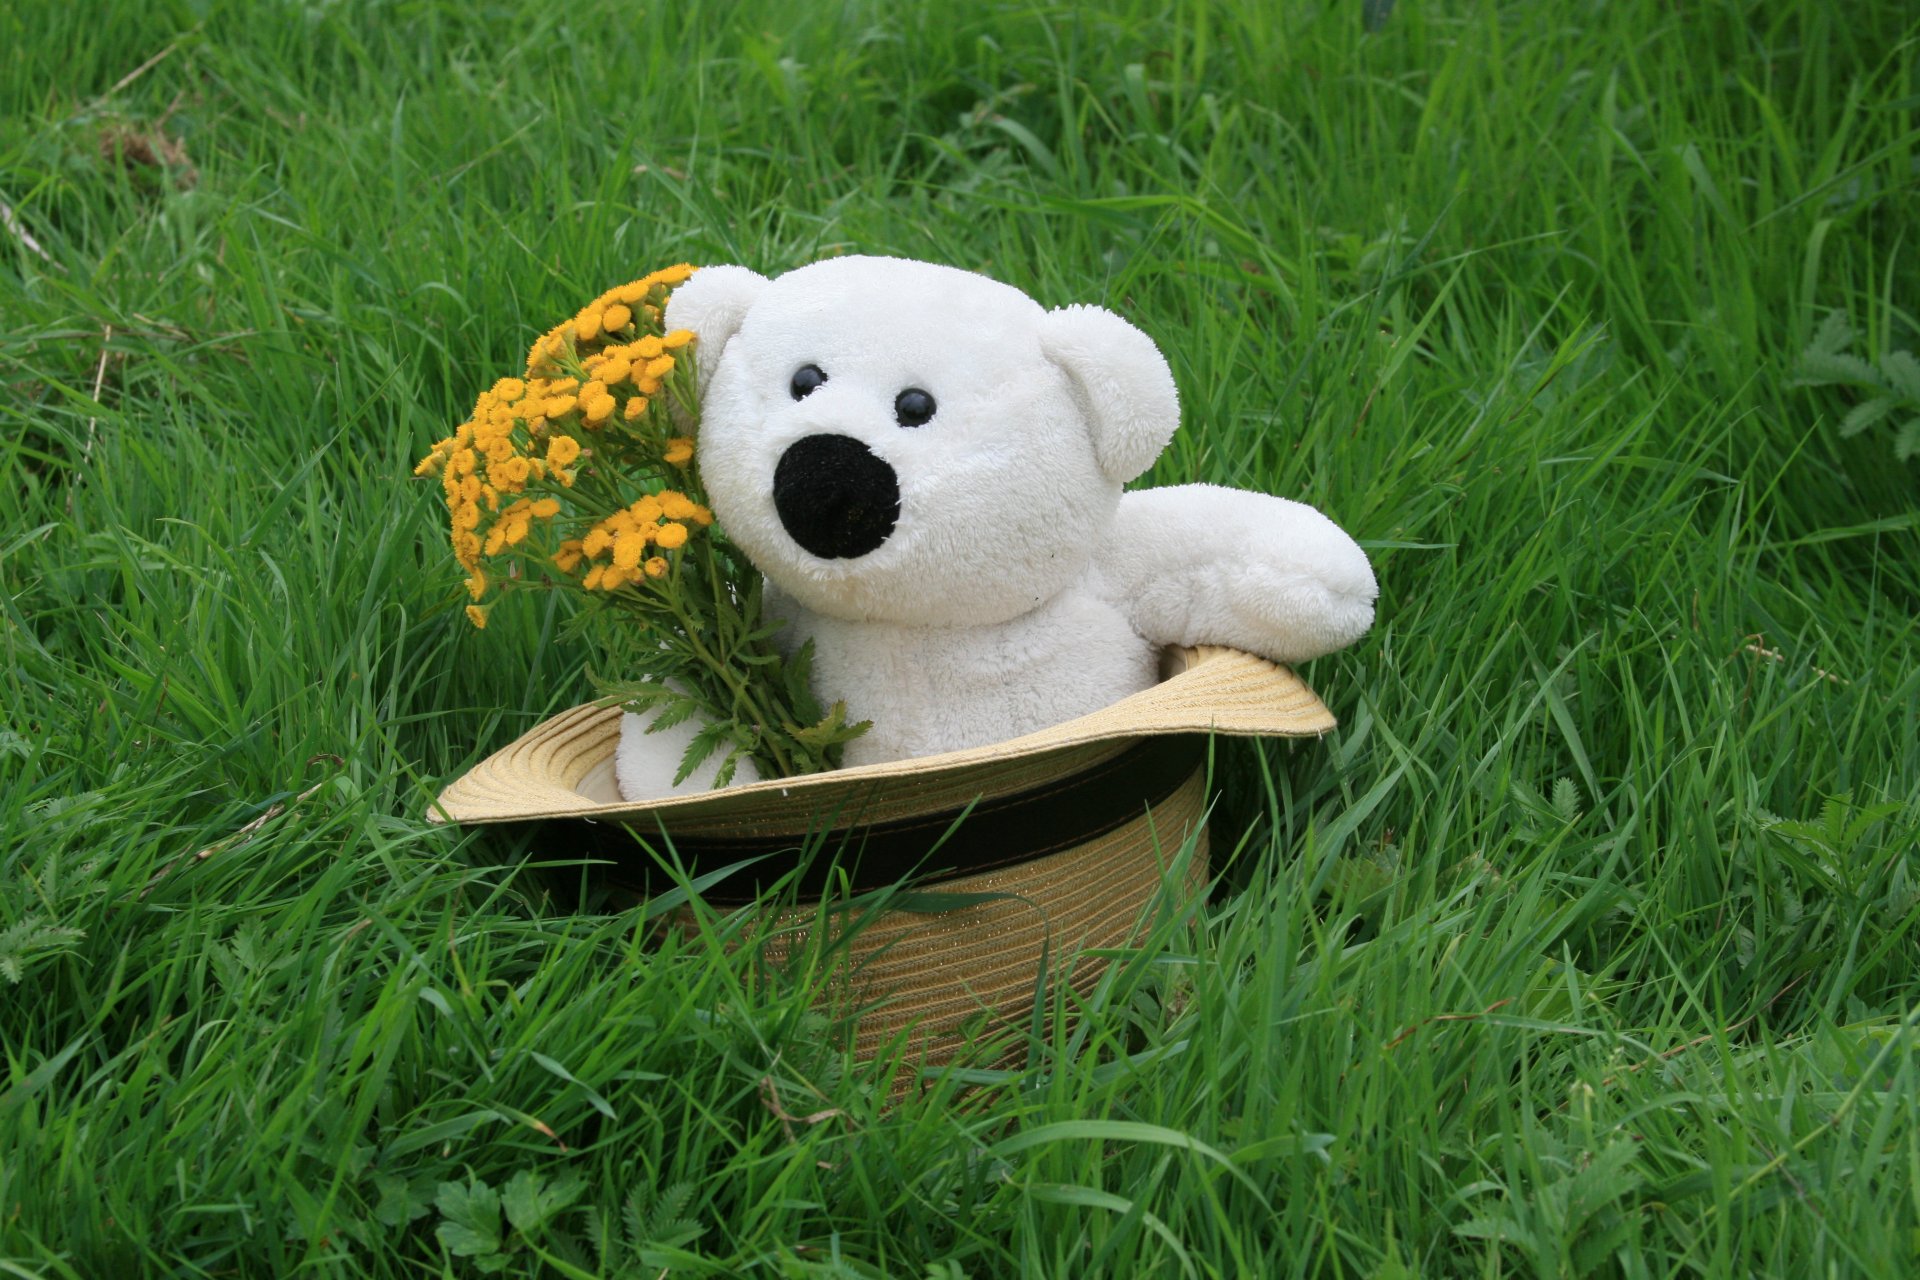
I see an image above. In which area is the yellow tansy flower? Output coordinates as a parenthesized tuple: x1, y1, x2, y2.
(613, 531, 647, 570)
(421, 267, 721, 650)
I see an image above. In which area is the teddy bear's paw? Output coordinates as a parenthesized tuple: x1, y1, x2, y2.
(613, 709, 763, 801)
(1228, 556, 1378, 663)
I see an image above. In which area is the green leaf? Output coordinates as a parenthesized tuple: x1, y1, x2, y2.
(672, 720, 733, 785)
(1453, 1213, 1539, 1251)
(644, 696, 700, 733)
(1024, 1183, 1195, 1278)
(1229, 1131, 1337, 1164)
(621, 1182, 704, 1256)
(528, 1051, 617, 1121)
(1551, 777, 1582, 822)
(1880, 349, 1920, 402)
(789, 700, 873, 754)
(0, 915, 85, 985)
(1793, 350, 1883, 389)
(1804, 308, 1853, 359)
(783, 638, 823, 719)
(501, 1169, 582, 1235)
(434, 1179, 502, 1258)
(372, 1173, 432, 1229)
(1897, 418, 1920, 462)
(597, 679, 675, 709)
(987, 1120, 1265, 1199)
(712, 745, 747, 789)
(1839, 396, 1897, 438)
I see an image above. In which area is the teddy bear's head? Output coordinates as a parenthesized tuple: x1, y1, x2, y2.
(664, 256, 1179, 628)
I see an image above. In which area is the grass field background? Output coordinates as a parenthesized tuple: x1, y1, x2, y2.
(4, 0, 1919, 1274)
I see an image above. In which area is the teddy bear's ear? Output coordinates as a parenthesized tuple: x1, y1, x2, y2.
(663, 265, 770, 384)
(1039, 304, 1180, 484)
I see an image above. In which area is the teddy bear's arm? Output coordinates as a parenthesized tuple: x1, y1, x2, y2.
(1094, 484, 1378, 664)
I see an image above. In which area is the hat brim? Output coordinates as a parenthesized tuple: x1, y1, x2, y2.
(427, 645, 1334, 834)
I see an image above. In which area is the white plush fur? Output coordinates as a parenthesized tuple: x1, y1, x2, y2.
(614, 255, 1376, 798)
(614, 709, 762, 799)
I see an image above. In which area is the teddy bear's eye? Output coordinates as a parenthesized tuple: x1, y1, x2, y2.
(789, 364, 828, 400)
(894, 388, 936, 428)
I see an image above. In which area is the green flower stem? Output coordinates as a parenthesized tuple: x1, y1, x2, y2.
(651, 568, 799, 778)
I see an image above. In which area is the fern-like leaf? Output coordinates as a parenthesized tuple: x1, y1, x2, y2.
(1804, 309, 1853, 359)
(620, 1182, 703, 1257)
(1897, 418, 1920, 462)
(671, 721, 734, 785)
(644, 697, 701, 734)
(1879, 349, 1920, 401)
(1839, 396, 1898, 438)
(1793, 350, 1883, 389)
(0, 915, 86, 984)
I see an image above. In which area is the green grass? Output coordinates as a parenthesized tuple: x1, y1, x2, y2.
(4, 0, 1919, 1274)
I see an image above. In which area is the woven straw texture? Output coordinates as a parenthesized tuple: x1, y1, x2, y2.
(426, 646, 1332, 1065)
(724, 770, 1210, 1066)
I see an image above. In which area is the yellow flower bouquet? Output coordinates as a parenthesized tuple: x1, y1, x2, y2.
(414, 264, 868, 785)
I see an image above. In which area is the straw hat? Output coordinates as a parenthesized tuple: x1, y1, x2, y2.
(429, 645, 1334, 1062)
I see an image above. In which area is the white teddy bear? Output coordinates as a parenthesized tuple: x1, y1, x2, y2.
(614, 255, 1376, 800)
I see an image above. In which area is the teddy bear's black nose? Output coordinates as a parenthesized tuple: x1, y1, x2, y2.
(772, 434, 901, 559)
